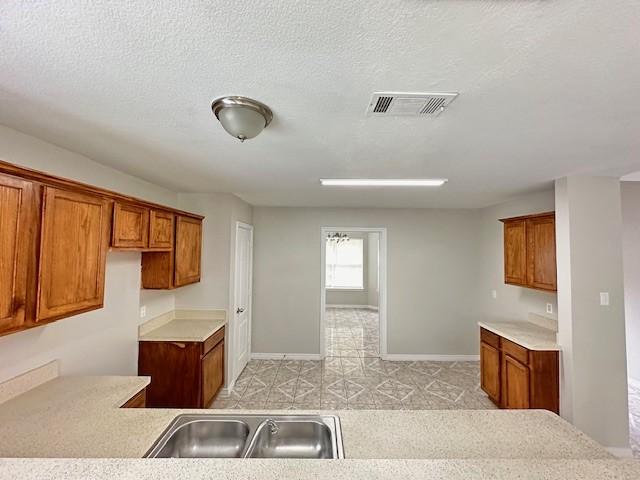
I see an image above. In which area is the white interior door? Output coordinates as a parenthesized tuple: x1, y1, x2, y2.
(233, 223, 253, 379)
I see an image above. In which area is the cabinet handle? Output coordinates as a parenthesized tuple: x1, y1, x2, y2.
(170, 342, 186, 349)
(236, 307, 245, 314)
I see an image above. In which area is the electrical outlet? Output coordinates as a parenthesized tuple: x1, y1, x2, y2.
(546, 303, 553, 314)
(491, 290, 497, 299)
(600, 292, 610, 306)
(140, 305, 147, 318)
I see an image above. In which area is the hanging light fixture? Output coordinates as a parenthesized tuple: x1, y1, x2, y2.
(327, 232, 350, 243)
(211, 96, 273, 142)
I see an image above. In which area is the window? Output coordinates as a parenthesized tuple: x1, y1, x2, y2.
(326, 237, 364, 289)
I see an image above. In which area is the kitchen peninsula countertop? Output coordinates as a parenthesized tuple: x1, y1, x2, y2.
(0, 371, 636, 479)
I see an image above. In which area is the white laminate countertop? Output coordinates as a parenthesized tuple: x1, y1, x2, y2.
(1, 374, 636, 479)
(479, 320, 560, 351)
(0, 375, 612, 460)
(2, 458, 639, 480)
(138, 318, 226, 342)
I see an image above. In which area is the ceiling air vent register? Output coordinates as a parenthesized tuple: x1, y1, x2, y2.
(367, 92, 458, 117)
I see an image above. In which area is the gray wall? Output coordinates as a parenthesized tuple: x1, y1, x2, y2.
(478, 190, 558, 322)
(252, 191, 559, 357)
(325, 232, 371, 307)
(556, 176, 629, 449)
(252, 207, 481, 355)
(622, 182, 640, 383)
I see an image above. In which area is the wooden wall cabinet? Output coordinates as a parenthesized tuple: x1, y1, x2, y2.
(112, 203, 176, 252)
(0, 159, 204, 338)
(480, 328, 559, 413)
(138, 326, 224, 408)
(501, 212, 556, 292)
(112, 202, 149, 249)
(141, 214, 202, 289)
(174, 215, 202, 287)
(0, 174, 36, 334)
(37, 187, 111, 322)
(149, 209, 174, 250)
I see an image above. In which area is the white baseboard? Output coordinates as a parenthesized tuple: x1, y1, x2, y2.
(326, 304, 379, 311)
(381, 354, 480, 362)
(251, 353, 322, 361)
(606, 447, 633, 458)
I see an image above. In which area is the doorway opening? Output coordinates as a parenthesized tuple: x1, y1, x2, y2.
(320, 227, 387, 360)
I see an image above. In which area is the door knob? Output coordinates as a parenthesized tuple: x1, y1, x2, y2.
(236, 307, 245, 314)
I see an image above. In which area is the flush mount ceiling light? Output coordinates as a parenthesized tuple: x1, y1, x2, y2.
(320, 179, 448, 187)
(211, 96, 273, 142)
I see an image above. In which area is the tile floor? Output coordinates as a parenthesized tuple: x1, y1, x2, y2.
(212, 307, 496, 411)
(630, 380, 640, 458)
(325, 307, 380, 358)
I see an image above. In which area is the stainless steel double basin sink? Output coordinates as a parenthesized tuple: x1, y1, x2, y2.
(145, 414, 344, 459)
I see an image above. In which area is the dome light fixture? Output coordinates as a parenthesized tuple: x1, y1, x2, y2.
(211, 96, 273, 142)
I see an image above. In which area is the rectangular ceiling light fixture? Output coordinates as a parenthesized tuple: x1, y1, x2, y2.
(320, 179, 447, 187)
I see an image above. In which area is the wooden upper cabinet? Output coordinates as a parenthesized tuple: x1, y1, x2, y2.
(149, 210, 174, 250)
(0, 174, 36, 335)
(503, 219, 526, 286)
(501, 212, 556, 292)
(37, 187, 111, 322)
(174, 215, 202, 287)
(112, 202, 149, 249)
(526, 215, 557, 291)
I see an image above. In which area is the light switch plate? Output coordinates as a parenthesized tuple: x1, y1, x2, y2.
(546, 303, 553, 314)
(491, 290, 497, 299)
(600, 292, 610, 306)
(140, 305, 147, 318)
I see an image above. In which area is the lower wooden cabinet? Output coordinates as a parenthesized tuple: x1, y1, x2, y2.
(138, 326, 225, 408)
(121, 388, 147, 408)
(202, 339, 225, 408)
(502, 354, 530, 409)
(480, 327, 559, 413)
(480, 341, 501, 403)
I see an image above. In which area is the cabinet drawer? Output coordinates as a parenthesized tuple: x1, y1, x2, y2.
(203, 326, 225, 356)
(480, 328, 500, 349)
(501, 337, 529, 365)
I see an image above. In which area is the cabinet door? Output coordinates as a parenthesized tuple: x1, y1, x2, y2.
(112, 202, 149, 249)
(149, 209, 174, 250)
(480, 341, 501, 403)
(0, 174, 36, 334)
(502, 354, 530, 409)
(526, 215, 557, 291)
(174, 215, 202, 287)
(202, 340, 224, 407)
(503, 219, 527, 286)
(37, 187, 110, 322)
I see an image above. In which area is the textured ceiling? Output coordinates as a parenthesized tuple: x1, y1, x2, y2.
(1, 1, 639, 208)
